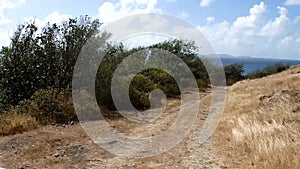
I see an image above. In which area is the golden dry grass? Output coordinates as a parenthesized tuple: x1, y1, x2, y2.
(212, 66, 300, 168)
(0, 112, 38, 136)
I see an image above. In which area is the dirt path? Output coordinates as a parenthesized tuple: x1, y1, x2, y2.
(0, 92, 227, 169)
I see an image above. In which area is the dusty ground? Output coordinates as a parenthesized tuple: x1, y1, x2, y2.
(2, 66, 299, 169)
(0, 92, 227, 169)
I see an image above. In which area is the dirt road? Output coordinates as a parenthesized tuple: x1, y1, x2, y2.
(0, 91, 227, 169)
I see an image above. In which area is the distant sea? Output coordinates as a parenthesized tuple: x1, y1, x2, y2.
(219, 56, 300, 74)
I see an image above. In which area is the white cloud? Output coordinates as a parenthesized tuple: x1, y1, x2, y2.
(229, 2, 267, 45)
(24, 11, 72, 32)
(139, 14, 168, 31)
(197, 2, 300, 59)
(178, 11, 189, 19)
(206, 16, 215, 23)
(0, 0, 18, 10)
(166, 0, 177, 3)
(97, 0, 161, 24)
(0, 28, 12, 47)
(123, 34, 169, 49)
(200, 0, 214, 7)
(259, 6, 290, 37)
(231, 2, 266, 37)
(294, 16, 300, 23)
(96, 0, 164, 49)
(40, 11, 72, 25)
(198, 20, 231, 52)
(1, 10, 71, 47)
(277, 36, 300, 58)
(284, 0, 300, 6)
(96, 0, 170, 50)
(277, 36, 293, 49)
(18, 0, 26, 4)
(0, 0, 25, 24)
(0, 0, 26, 46)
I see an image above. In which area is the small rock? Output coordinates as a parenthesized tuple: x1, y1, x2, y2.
(53, 153, 60, 158)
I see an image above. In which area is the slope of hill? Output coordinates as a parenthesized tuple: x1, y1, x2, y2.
(211, 65, 300, 168)
(0, 66, 299, 168)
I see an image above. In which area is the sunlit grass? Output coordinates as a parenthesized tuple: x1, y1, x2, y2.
(213, 66, 300, 168)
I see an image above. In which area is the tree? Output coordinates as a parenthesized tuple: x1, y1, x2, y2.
(95, 39, 213, 110)
(224, 63, 244, 85)
(0, 16, 101, 109)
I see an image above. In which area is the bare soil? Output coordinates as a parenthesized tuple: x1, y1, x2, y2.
(0, 92, 227, 169)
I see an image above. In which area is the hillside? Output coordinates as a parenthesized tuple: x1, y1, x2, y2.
(212, 65, 300, 168)
(0, 66, 299, 168)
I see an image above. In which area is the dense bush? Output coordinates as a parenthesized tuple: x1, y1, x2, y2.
(129, 74, 156, 109)
(94, 40, 211, 110)
(224, 63, 245, 85)
(141, 69, 180, 97)
(0, 16, 102, 109)
(197, 79, 210, 89)
(95, 54, 124, 110)
(9, 88, 76, 125)
(95, 57, 179, 110)
(0, 14, 233, 122)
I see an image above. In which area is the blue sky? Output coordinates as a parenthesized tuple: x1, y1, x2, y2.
(0, 0, 299, 59)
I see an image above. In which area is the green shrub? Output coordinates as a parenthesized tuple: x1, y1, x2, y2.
(224, 64, 245, 85)
(95, 56, 123, 110)
(129, 74, 156, 109)
(95, 58, 181, 110)
(141, 69, 180, 97)
(197, 79, 209, 89)
(12, 88, 76, 125)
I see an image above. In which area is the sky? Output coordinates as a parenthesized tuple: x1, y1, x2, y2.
(0, 0, 299, 59)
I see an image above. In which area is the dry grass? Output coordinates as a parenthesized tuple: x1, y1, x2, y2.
(213, 66, 300, 169)
(0, 125, 90, 169)
(0, 112, 38, 136)
(0, 88, 76, 136)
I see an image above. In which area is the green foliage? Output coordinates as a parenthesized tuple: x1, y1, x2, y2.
(224, 63, 245, 85)
(129, 74, 156, 109)
(95, 56, 178, 110)
(94, 40, 206, 110)
(0, 16, 247, 119)
(150, 40, 209, 80)
(197, 79, 209, 89)
(95, 51, 124, 110)
(141, 69, 180, 97)
(245, 63, 290, 79)
(0, 16, 101, 109)
(9, 88, 76, 125)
